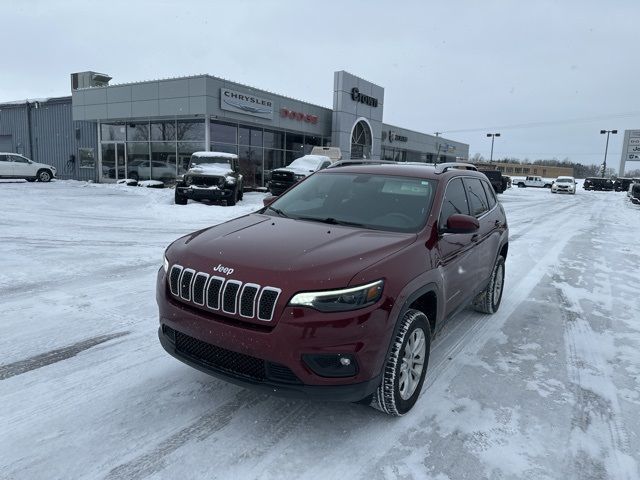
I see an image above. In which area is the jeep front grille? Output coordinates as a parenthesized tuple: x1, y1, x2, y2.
(168, 264, 281, 322)
(191, 175, 225, 187)
(271, 171, 295, 182)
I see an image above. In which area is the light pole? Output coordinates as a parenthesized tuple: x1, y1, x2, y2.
(486, 133, 500, 163)
(599, 129, 617, 177)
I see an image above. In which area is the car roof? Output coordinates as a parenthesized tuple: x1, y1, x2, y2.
(317, 163, 486, 181)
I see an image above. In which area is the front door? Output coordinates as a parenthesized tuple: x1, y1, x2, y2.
(10, 155, 33, 177)
(101, 143, 126, 182)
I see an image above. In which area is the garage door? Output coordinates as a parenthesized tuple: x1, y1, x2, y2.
(0, 135, 13, 152)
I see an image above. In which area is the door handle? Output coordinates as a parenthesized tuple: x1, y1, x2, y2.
(494, 220, 501, 228)
(471, 234, 479, 242)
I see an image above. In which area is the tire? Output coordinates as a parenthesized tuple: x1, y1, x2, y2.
(174, 189, 188, 205)
(473, 255, 506, 314)
(517, 182, 525, 188)
(37, 169, 52, 182)
(238, 184, 244, 201)
(371, 309, 431, 416)
(226, 188, 239, 206)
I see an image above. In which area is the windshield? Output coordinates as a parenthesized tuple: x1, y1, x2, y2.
(265, 172, 436, 233)
(556, 178, 573, 183)
(189, 156, 232, 168)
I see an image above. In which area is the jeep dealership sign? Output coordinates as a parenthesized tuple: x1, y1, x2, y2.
(220, 88, 273, 119)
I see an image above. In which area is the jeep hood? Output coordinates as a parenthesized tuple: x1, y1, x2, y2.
(273, 166, 313, 176)
(167, 213, 416, 292)
(187, 164, 233, 176)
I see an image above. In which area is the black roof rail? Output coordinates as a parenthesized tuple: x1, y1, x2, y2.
(434, 162, 478, 174)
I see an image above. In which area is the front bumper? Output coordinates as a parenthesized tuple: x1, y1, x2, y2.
(177, 186, 233, 200)
(156, 269, 390, 402)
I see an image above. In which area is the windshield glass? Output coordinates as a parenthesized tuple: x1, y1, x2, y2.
(556, 178, 573, 183)
(190, 157, 232, 168)
(266, 172, 436, 233)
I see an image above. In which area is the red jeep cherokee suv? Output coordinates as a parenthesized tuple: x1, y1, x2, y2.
(157, 163, 508, 416)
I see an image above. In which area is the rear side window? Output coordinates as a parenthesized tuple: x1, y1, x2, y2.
(439, 178, 469, 227)
(481, 180, 497, 209)
(464, 178, 489, 217)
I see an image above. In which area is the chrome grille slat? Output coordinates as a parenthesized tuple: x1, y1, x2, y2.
(222, 280, 242, 315)
(168, 264, 279, 321)
(180, 269, 195, 301)
(206, 276, 225, 310)
(192, 272, 209, 306)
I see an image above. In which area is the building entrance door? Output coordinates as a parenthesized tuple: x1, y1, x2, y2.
(101, 143, 126, 182)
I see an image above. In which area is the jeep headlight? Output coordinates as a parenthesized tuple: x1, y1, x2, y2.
(225, 175, 236, 185)
(295, 174, 306, 181)
(185, 175, 193, 185)
(163, 254, 169, 272)
(289, 280, 384, 312)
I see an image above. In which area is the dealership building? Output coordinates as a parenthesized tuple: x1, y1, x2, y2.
(0, 70, 469, 187)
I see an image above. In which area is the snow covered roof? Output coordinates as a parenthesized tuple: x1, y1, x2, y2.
(192, 151, 238, 159)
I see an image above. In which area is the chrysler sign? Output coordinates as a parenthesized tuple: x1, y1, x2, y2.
(220, 88, 273, 119)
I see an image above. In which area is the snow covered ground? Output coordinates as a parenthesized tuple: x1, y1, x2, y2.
(1, 180, 639, 480)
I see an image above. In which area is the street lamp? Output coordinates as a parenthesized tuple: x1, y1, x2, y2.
(599, 129, 617, 178)
(486, 133, 501, 163)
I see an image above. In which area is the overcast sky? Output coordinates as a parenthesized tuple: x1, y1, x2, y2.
(1, 0, 638, 170)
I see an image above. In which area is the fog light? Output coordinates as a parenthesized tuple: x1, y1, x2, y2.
(303, 354, 358, 378)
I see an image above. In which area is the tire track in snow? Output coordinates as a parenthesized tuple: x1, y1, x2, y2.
(103, 389, 266, 480)
(0, 331, 130, 380)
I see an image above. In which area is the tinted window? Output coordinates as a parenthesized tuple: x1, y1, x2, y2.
(10, 155, 28, 163)
(464, 178, 489, 217)
(0, 154, 7, 162)
(481, 180, 497, 208)
(439, 178, 469, 228)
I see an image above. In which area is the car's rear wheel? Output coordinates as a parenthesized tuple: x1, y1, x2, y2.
(227, 187, 239, 206)
(473, 255, 505, 314)
(371, 309, 431, 416)
(174, 189, 188, 205)
(37, 169, 52, 182)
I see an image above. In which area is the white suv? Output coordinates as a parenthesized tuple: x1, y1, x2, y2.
(0, 153, 57, 182)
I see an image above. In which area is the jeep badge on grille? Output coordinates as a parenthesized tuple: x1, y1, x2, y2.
(213, 264, 234, 276)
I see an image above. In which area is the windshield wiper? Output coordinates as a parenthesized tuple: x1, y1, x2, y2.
(296, 216, 365, 227)
(265, 206, 290, 218)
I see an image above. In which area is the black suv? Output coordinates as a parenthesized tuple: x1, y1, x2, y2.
(583, 177, 614, 191)
(175, 152, 243, 206)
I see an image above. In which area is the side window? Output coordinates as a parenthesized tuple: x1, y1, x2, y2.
(320, 161, 331, 170)
(481, 180, 497, 209)
(439, 178, 470, 228)
(11, 155, 28, 163)
(464, 178, 489, 217)
(0, 154, 7, 162)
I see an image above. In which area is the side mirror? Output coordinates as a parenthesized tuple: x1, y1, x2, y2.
(262, 195, 278, 207)
(441, 214, 479, 234)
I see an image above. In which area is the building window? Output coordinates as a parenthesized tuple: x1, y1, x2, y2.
(351, 120, 372, 159)
(210, 120, 237, 144)
(177, 120, 205, 141)
(78, 148, 95, 169)
(127, 123, 149, 141)
(101, 123, 126, 141)
(264, 129, 284, 150)
(151, 121, 177, 141)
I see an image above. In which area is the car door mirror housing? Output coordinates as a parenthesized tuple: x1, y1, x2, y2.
(441, 214, 480, 234)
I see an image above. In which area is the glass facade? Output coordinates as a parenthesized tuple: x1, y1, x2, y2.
(100, 118, 330, 187)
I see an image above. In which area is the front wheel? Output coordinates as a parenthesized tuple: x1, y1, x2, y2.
(37, 169, 52, 182)
(174, 189, 188, 205)
(371, 309, 431, 416)
(517, 182, 525, 188)
(473, 255, 505, 314)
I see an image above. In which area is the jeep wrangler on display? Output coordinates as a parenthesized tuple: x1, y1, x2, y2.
(174, 152, 243, 206)
(629, 182, 640, 204)
(268, 154, 332, 196)
(157, 162, 509, 416)
(515, 176, 552, 188)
